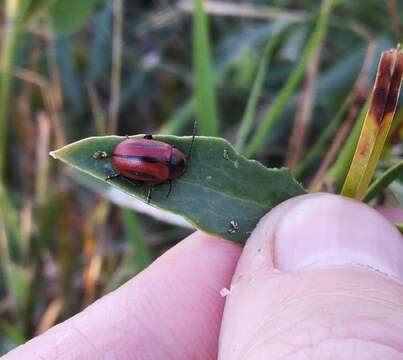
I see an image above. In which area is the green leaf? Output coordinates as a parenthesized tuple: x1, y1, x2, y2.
(193, 0, 219, 136)
(51, 136, 305, 242)
(49, 0, 104, 35)
(363, 160, 403, 203)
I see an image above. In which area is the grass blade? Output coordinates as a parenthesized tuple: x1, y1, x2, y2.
(121, 209, 152, 271)
(105, 208, 151, 291)
(306, 41, 376, 188)
(244, 0, 336, 157)
(0, 322, 25, 347)
(322, 99, 369, 190)
(108, 0, 123, 134)
(295, 96, 351, 179)
(159, 100, 194, 135)
(341, 48, 403, 199)
(363, 160, 403, 203)
(193, 0, 219, 136)
(0, 2, 22, 176)
(235, 29, 282, 152)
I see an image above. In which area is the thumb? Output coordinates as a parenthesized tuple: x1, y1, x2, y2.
(219, 193, 403, 359)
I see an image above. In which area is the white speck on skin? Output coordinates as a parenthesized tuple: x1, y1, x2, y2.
(206, 176, 212, 180)
(234, 161, 239, 169)
(220, 287, 231, 297)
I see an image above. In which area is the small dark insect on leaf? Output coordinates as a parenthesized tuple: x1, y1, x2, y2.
(93, 151, 108, 159)
(228, 220, 239, 234)
(223, 149, 230, 160)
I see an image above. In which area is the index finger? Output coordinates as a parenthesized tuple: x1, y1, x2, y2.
(3, 232, 241, 360)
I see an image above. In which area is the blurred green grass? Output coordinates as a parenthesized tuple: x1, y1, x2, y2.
(0, 0, 402, 354)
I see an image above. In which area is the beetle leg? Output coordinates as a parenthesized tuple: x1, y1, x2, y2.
(105, 173, 121, 181)
(147, 185, 154, 204)
(144, 134, 153, 140)
(123, 178, 142, 187)
(106, 173, 141, 189)
(166, 180, 173, 198)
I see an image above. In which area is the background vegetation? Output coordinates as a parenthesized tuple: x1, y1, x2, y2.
(0, 0, 401, 354)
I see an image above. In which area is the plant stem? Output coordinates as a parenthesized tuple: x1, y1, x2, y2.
(307, 41, 376, 190)
(159, 100, 194, 135)
(286, 15, 324, 170)
(109, 0, 124, 134)
(322, 100, 368, 190)
(193, 0, 219, 136)
(295, 97, 350, 179)
(235, 30, 281, 152)
(0, 5, 22, 177)
(363, 159, 403, 203)
(341, 49, 403, 199)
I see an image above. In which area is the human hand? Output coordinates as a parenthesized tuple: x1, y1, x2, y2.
(3, 193, 403, 359)
(219, 193, 403, 359)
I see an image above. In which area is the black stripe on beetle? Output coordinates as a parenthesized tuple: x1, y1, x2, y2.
(103, 122, 197, 204)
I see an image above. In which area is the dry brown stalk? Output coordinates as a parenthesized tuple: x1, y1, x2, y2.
(285, 0, 329, 169)
(35, 299, 63, 336)
(109, 0, 124, 134)
(88, 85, 107, 136)
(35, 112, 51, 205)
(15, 68, 65, 149)
(82, 200, 110, 307)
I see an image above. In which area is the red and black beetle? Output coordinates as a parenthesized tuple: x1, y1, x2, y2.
(105, 124, 196, 202)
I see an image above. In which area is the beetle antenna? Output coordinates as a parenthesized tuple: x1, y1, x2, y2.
(188, 120, 197, 160)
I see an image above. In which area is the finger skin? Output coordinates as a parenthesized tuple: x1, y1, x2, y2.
(376, 206, 403, 224)
(219, 193, 403, 359)
(3, 232, 241, 360)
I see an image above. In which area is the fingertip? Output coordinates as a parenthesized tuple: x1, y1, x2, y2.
(274, 193, 403, 279)
(4, 231, 241, 360)
(235, 193, 403, 281)
(219, 193, 403, 359)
